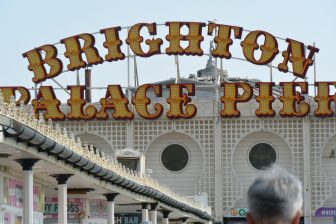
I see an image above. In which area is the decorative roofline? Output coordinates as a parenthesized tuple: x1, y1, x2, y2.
(0, 91, 214, 221)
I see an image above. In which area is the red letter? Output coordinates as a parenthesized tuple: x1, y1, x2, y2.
(278, 38, 319, 78)
(32, 86, 65, 120)
(241, 31, 279, 65)
(165, 22, 206, 56)
(255, 82, 275, 117)
(96, 85, 133, 120)
(61, 33, 103, 71)
(279, 82, 309, 117)
(314, 82, 336, 117)
(131, 84, 163, 119)
(67, 85, 97, 120)
(208, 23, 242, 59)
(0, 86, 31, 105)
(126, 23, 163, 57)
(166, 84, 197, 119)
(221, 82, 253, 118)
(100, 26, 125, 61)
(23, 45, 63, 83)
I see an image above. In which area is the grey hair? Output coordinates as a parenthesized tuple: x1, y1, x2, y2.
(247, 167, 303, 223)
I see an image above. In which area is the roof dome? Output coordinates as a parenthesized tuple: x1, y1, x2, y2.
(196, 41, 218, 81)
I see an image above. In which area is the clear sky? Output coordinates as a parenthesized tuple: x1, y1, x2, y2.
(0, 0, 335, 101)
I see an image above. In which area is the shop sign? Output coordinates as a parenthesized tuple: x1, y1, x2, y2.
(114, 214, 141, 224)
(89, 199, 107, 218)
(44, 202, 82, 214)
(315, 207, 336, 217)
(86, 215, 141, 224)
(3, 177, 43, 212)
(224, 208, 248, 218)
(3, 212, 11, 224)
(44, 197, 85, 219)
(89, 199, 141, 224)
(86, 219, 106, 224)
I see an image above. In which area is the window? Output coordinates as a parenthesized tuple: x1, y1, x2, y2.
(249, 143, 277, 170)
(161, 144, 189, 172)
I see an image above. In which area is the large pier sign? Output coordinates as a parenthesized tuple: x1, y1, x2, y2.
(22, 22, 318, 83)
(1, 82, 336, 120)
(1, 21, 333, 120)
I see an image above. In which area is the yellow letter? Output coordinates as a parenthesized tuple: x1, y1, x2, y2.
(126, 23, 163, 57)
(221, 82, 253, 118)
(255, 82, 275, 117)
(278, 38, 319, 78)
(279, 82, 309, 117)
(241, 30, 279, 65)
(131, 84, 163, 119)
(23, 45, 63, 83)
(100, 26, 125, 61)
(165, 22, 206, 56)
(96, 85, 133, 120)
(208, 23, 242, 59)
(314, 82, 336, 117)
(32, 86, 65, 120)
(67, 85, 97, 120)
(0, 86, 31, 105)
(61, 33, 103, 71)
(166, 84, 197, 119)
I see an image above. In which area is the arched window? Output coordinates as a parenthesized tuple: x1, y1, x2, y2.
(248, 143, 277, 170)
(161, 144, 189, 172)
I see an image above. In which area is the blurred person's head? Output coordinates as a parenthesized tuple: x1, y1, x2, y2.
(246, 167, 303, 224)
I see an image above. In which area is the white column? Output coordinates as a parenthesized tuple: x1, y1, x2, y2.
(138, 154, 146, 176)
(50, 174, 73, 224)
(0, 170, 4, 223)
(142, 204, 149, 223)
(150, 210, 157, 224)
(214, 116, 223, 218)
(126, 120, 134, 149)
(58, 184, 67, 224)
(24, 170, 34, 224)
(0, 170, 3, 203)
(142, 209, 148, 223)
(85, 198, 90, 222)
(104, 193, 118, 224)
(150, 203, 158, 224)
(107, 200, 115, 224)
(16, 159, 39, 224)
(303, 117, 312, 224)
(162, 210, 171, 224)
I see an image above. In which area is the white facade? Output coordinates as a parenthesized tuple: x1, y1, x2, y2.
(54, 82, 336, 224)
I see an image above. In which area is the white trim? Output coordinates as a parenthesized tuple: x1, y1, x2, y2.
(143, 130, 206, 175)
(115, 148, 141, 158)
(303, 117, 312, 223)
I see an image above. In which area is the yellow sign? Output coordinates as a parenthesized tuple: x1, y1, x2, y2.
(0, 22, 329, 121)
(22, 21, 319, 84)
(1, 82, 336, 120)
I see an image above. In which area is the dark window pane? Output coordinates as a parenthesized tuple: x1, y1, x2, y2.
(117, 158, 139, 171)
(161, 144, 189, 172)
(249, 143, 276, 170)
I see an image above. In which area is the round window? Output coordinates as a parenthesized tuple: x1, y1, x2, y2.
(249, 143, 277, 170)
(161, 144, 189, 172)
